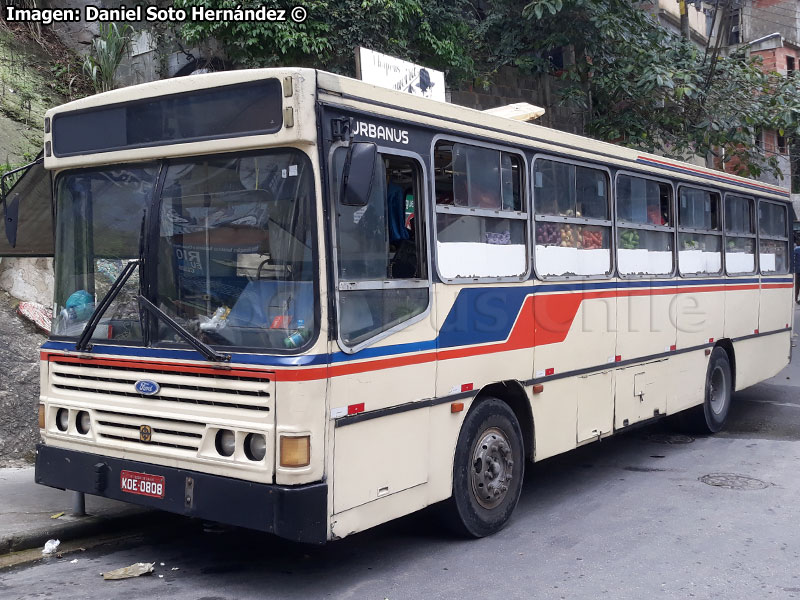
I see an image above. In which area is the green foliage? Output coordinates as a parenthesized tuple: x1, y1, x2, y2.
(520, 0, 800, 179)
(172, 0, 474, 81)
(82, 23, 134, 93)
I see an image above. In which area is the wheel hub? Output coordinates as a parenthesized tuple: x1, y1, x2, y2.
(470, 427, 514, 509)
(709, 364, 728, 415)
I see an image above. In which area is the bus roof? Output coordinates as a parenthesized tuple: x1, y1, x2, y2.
(43, 67, 790, 202)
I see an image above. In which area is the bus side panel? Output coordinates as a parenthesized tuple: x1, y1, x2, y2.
(532, 291, 616, 450)
(676, 286, 724, 348)
(733, 331, 791, 390)
(330, 318, 437, 515)
(614, 283, 677, 428)
(667, 349, 707, 414)
(434, 282, 535, 398)
(724, 279, 759, 341)
(759, 278, 793, 334)
(531, 378, 576, 460)
(332, 408, 430, 514)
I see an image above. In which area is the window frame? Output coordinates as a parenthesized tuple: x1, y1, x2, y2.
(614, 170, 676, 279)
(757, 198, 791, 276)
(430, 134, 530, 284)
(676, 184, 723, 277)
(328, 141, 433, 354)
(723, 192, 757, 276)
(531, 153, 614, 281)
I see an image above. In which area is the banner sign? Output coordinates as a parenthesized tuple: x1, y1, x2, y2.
(356, 47, 446, 102)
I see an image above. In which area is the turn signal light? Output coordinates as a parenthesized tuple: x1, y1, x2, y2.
(38, 404, 45, 429)
(280, 435, 310, 468)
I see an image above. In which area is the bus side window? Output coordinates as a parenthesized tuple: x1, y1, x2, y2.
(333, 149, 428, 350)
(724, 194, 756, 275)
(616, 174, 675, 277)
(533, 158, 611, 278)
(758, 200, 789, 274)
(678, 187, 722, 276)
(434, 141, 528, 280)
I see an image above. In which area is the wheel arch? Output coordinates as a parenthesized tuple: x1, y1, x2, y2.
(715, 338, 736, 391)
(470, 380, 535, 462)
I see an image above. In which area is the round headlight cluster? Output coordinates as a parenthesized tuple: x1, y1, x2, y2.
(76, 411, 91, 435)
(244, 433, 267, 462)
(214, 430, 267, 462)
(215, 429, 236, 457)
(56, 408, 69, 432)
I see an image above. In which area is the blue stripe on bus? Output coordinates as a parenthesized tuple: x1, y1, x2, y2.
(42, 276, 789, 367)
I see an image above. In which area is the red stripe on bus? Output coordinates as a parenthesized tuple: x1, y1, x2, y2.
(39, 283, 792, 383)
(42, 353, 274, 379)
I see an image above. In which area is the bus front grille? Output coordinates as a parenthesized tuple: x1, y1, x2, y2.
(48, 360, 274, 417)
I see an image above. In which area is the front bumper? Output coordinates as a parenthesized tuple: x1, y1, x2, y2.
(35, 444, 328, 544)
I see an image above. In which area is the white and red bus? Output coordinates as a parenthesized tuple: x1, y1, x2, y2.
(1, 68, 792, 542)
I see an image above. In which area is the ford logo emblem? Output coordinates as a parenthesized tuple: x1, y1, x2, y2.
(134, 380, 160, 396)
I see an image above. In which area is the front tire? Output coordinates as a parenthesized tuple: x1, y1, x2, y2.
(677, 347, 733, 434)
(446, 398, 525, 538)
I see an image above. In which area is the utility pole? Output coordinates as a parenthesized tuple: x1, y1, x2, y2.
(679, 0, 691, 39)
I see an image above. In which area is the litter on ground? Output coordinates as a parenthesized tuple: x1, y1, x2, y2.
(42, 539, 60, 555)
(102, 562, 155, 580)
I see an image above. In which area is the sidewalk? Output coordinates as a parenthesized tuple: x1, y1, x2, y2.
(0, 467, 148, 555)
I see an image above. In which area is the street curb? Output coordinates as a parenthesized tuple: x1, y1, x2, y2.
(0, 510, 149, 556)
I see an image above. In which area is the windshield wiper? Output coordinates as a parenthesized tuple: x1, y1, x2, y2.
(137, 296, 231, 363)
(74, 259, 140, 352)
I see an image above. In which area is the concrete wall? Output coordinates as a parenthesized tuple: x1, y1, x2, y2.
(449, 67, 586, 135)
(745, 0, 800, 44)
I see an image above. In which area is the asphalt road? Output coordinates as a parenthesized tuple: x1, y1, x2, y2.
(3, 319, 800, 600)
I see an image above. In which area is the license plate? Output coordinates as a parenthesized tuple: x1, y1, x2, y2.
(120, 470, 165, 499)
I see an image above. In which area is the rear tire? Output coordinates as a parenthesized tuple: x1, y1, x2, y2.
(445, 398, 524, 538)
(675, 347, 732, 434)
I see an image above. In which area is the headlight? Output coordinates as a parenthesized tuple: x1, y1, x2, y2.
(56, 408, 69, 432)
(76, 411, 90, 435)
(244, 433, 267, 462)
(215, 429, 236, 457)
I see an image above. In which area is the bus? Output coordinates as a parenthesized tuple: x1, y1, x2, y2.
(1, 68, 793, 543)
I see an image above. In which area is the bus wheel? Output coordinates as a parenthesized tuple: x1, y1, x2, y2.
(447, 398, 524, 538)
(678, 347, 732, 434)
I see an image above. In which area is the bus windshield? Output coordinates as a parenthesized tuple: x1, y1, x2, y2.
(52, 148, 317, 352)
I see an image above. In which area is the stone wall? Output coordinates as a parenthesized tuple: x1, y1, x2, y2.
(0, 258, 54, 306)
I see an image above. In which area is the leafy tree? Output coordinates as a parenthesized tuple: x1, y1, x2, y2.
(519, 0, 800, 178)
(173, 0, 475, 81)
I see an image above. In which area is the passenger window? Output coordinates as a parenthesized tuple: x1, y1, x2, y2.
(758, 201, 789, 274)
(533, 158, 611, 277)
(616, 174, 674, 277)
(678, 187, 722, 276)
(333, 149, 428, 349)
(724, 194, 756, 275)
(434, 142, 527, 279)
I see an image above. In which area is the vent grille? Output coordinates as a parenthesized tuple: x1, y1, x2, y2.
(95, 409, 204, 453)
(49, 360, 273, 414)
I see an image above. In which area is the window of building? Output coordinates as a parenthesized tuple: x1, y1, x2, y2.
(678, 186, 722, 276)
(333, 149, 428, 350)
(533, 158, 612, 277)
(433, 141, 528, 280)
(615, 174, 674, 277)
(724, 194, 756, 275)
(758, 200, 790, 274)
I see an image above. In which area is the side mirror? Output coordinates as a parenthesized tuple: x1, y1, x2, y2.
(341, 142, 377, 207)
